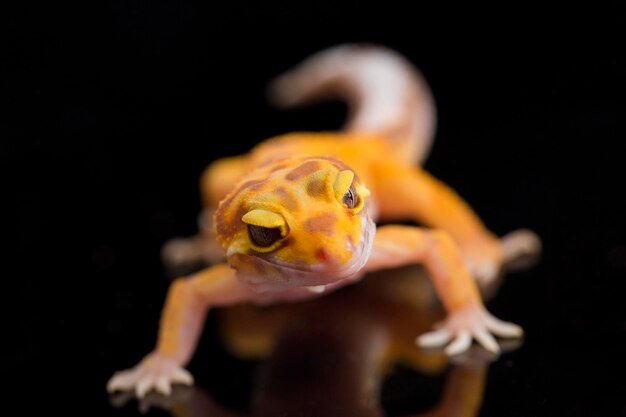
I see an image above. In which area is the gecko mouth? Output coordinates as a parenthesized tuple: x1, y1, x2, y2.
(240, 217, 376, 287)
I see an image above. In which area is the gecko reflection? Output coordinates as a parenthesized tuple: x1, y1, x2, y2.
(111, 266, 522, 416)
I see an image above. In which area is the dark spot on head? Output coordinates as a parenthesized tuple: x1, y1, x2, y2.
(285, 160, 321, 181)
(213, 213, 229, 239)
(276, 187, 298, 210)
(303, 213, 338, 236)
(306, 178, 326, 197)
(215, 195, 248, 241)
(215, 179, 264, 237)
(315, 156, 362, 183)
(315, 155, 346, 167)
(215, 192, 237, 220)
(215, 206, 246, 240)
(238, 179, 265, 192)
(270, 161, 291, 173)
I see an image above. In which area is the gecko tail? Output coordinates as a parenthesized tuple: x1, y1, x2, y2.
(268, 44, 437, 165)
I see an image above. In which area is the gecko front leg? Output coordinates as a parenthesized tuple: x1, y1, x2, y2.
(371, 160, 541, 286)
(364, 225, 522, 355)
(107, 264, 255, 397)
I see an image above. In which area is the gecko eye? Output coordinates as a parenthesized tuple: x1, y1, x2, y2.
(342, 185, 359, 209)
(248, 225, 282, 248)
(333, 170, 366, 213)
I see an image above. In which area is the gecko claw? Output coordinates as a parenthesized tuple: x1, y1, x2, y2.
(444, 331, 472, 356)
(416, 304, 521, 356)
(107, 352, 194, 398)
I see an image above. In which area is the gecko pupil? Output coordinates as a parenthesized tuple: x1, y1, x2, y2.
(248, 225, 282, 247)
(342, 185, 359, 209)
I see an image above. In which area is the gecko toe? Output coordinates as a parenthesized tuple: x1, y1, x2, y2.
(445, 331, 472, 356)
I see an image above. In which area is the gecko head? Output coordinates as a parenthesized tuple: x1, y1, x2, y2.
(214, 156, 375, 290)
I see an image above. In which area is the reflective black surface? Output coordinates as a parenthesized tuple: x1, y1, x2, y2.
(5, 5, 626, 417)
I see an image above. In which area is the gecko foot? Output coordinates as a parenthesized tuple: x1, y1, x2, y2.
(110, 385, 193, 413)
(415, 304, 523, 356)
(501, 228, 542, 272)
(107, 352, 194, 398)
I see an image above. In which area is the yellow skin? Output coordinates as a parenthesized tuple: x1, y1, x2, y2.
(108, 45, 539, 398)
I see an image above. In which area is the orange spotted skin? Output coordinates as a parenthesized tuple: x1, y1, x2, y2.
(214, 155, 375, 291)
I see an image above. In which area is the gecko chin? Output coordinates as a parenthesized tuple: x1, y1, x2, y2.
(229, 217, 376, 289)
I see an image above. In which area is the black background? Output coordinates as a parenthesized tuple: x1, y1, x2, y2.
(5, 3, 625, 416)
